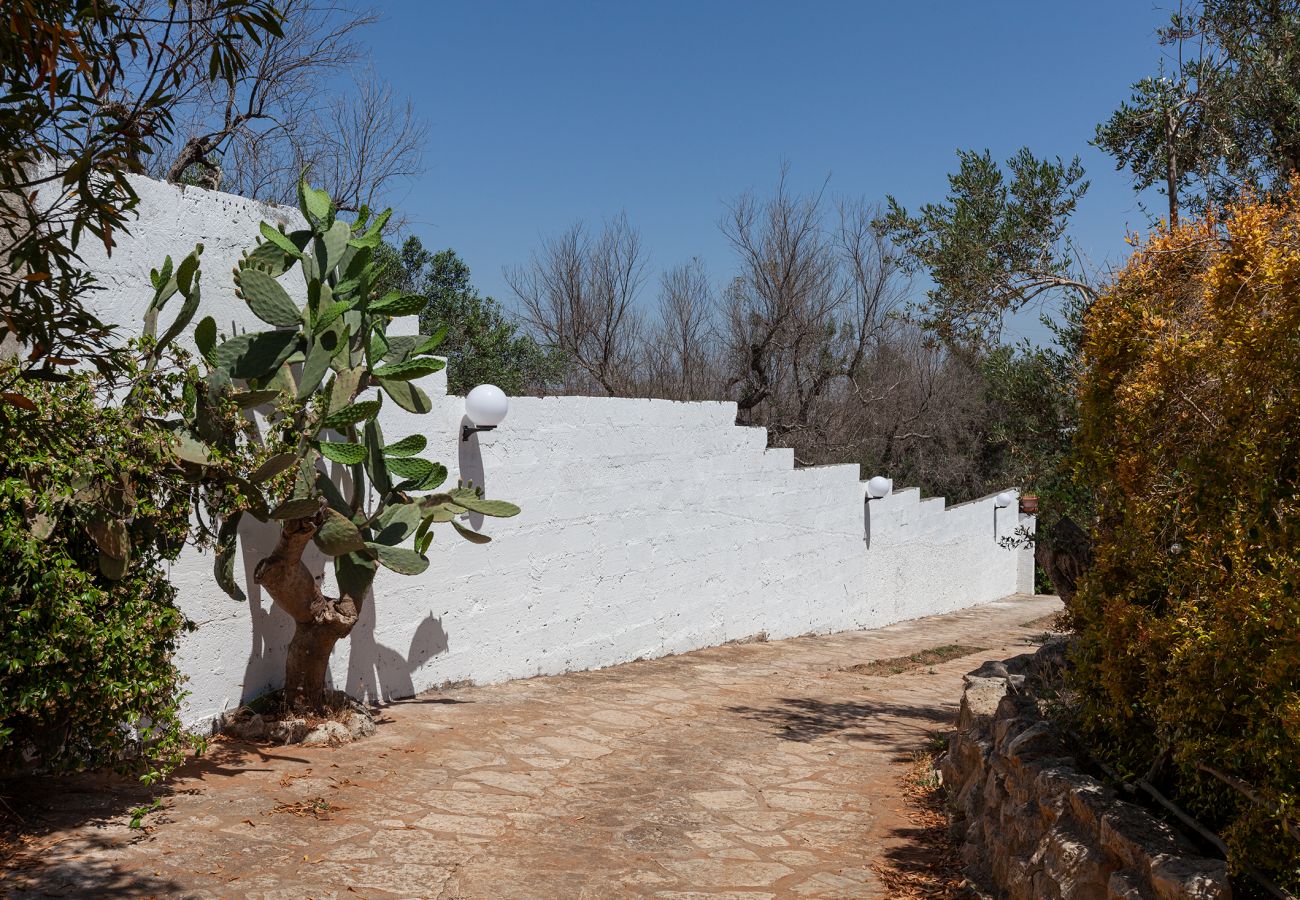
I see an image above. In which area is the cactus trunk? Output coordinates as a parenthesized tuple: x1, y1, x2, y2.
(284, 621, 344, 712)
(254, 516, 362, 712)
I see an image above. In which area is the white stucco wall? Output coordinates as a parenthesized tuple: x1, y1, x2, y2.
(72, 175, 1035, 729)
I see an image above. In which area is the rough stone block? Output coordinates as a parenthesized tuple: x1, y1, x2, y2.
(1106, 870, 1148, 899)
(268, 718, 308, 744)
(945, 644, 1235, 900)
(1148, 855, 1231, 900)
(302, 721, 352, 746)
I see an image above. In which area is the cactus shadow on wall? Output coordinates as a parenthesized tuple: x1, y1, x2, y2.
(233, 464, 451, 709)
(344, 602, 449, 703)
(458, 415, 486, 530)
(237, 514, 296, 705)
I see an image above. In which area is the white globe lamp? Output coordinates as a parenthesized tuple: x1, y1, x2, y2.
(866, 476, 893, 500)
(462, 384, 509, 441)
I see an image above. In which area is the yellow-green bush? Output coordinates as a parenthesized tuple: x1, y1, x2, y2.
(1073, 186, 1300, 883)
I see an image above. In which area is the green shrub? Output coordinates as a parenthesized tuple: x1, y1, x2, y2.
(1073, 186, 1300, 884)
(0, 358, 197, 779)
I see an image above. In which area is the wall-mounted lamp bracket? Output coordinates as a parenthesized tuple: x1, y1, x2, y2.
(461, 424, 497, 442)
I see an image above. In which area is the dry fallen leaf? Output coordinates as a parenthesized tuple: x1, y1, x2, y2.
(870, 746, 969, 899)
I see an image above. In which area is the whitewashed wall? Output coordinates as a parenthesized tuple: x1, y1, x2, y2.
(73, 176, 1035, 730)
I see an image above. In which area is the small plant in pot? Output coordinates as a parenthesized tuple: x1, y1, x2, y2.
(142, 178, 519, 720)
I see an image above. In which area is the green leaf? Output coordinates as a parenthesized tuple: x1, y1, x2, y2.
(422, 503, 462, 523)
(315, 469, 351, 515)
(348, 232, 384, 250)
(269, 497, 321, 520)
(384, 434, 427, 457)
(413, 325, 449, 356)
(249, 452, 298, 483)
(328, 365, 364, 414)
(230, 476, 269, 521)
(298, 327, 343, 401)
(87, 516, 129, 560)
(171, 432, 212, 466)
(293, 452, 319, 498)
(379, 378, 433, 414)
(372, 357, 445, 382)
(153, 256, 173, 293)
(365, 542, 429, 575)
(348, 207, 392, 249)
(237, 267, 302, 327)
(449, 490, 521, 518)
(373, 501, 422, 545)
(306, 274, 328, 319)
(98, 549, 129, 580)
(244, 239, 297, 277)
(195, 316, 218, 362)
(263, 362, 297, 397)
(364, 418, 391, 495)
(416, 463, 448, 490)
(176, 251, 200, 296)
(215, 512, 246, 602)
(336, 551, 377, 601)
(213, 330, 302, 381)
(320, 220, 351, 274)
(299, 178, 334, 230)
(260, 221, 303, 258)
(155, 282, 200, 356)
(322, 399, 381, 430)
(381, 335, 420, 364)
(371, 292, 428, 317)
(390, 461, 448, 492)
(368, 330, 390, 368)
(314, 508, 366, 555)
(230, 388, 281, 408)
(452, 520, 492, 544)
(314, 298, 354, 334)
(386, 457, 436, 482)
(318, 441, 367, 464)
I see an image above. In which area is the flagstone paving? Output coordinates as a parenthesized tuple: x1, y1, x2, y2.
(1, 594, 1060, 899)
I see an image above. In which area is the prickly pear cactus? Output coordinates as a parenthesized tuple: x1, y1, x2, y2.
(145, 179, 520, 710)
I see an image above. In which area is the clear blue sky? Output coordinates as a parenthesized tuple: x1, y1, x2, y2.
(365, 1, 1172, 345)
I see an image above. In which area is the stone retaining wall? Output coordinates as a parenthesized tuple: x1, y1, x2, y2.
(941, 644, 1232, 899)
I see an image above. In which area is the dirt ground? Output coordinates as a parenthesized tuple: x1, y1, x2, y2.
(1, 594, 1060, 899)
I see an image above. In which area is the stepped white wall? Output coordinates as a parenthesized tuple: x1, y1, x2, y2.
(70, 176, 1035, 729)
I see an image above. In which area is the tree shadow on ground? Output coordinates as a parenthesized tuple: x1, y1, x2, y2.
(174, 735, 311, 778)
(0, 771, 175, 898)
(0, 770, 154, 836)
(725, 696, 955, 750)
(0, 830, 184, 898)
(0, 739, 302, 895)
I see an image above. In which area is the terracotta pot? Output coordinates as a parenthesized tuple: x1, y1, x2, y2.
(1019, 494, 1039, 515)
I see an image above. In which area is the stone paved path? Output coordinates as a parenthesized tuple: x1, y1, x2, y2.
(2, 595, 1059, 899)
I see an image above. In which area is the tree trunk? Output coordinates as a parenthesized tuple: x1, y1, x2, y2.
(1165, 109, 1180, 228)
(166, 135, 217, 185)
(1034, 516, 1092, 608)
(253, 515, 362, 712)
(284, 621, 346, 711)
